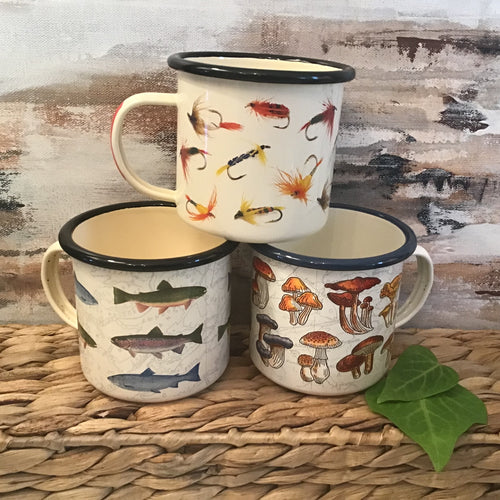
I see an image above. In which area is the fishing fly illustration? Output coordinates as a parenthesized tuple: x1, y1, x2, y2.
(108, 363, 201, 393)
(234, 198, 284, 225)
(300, 99, 336, 141)
(75, 276, 98, 305)
(111, 324, 203, 359)
(180, 143, 209, 180)
(113, 280, 207, 314)
(185, 189, 217, 221)
(275, 154, 322, 204)
(216, 145, 270, 180)
(317, 180, 332, 211)
(246, 100, 290, 129)
(188, 95, 242, 136)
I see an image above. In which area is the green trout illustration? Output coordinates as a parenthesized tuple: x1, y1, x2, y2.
(113, 280, 207, 314)
(78, 323, 97, 348)
(111, 324, 203, 359)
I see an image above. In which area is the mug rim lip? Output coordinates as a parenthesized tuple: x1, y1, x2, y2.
(167, 51, 355, 84)
(58, 200, 238, 272)
(249, 203, 418, 271)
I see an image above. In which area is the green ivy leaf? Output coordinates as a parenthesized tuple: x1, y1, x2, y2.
(377, 345, 459, 403)
(366, 377, 488, 471)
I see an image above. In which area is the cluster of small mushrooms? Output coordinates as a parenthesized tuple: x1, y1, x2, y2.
(278, 277, 323, 326)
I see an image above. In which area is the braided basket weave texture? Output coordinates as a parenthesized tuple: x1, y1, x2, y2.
(0, 324, 499, 499)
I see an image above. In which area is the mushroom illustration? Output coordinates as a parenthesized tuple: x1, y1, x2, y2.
(297, 354, 314, 381)
(378, 303, 392, 328)
(360, 296, 374, 329)
(381, 333, 394, 368)
(336, 354, 365, 379)
(296, 291, 323, 325)
(255, 313, 278, 342)
(281, 276, 309, 299)
(300, 331, 342, 384)
(326, 292, 359, 335)
(263, 332, 293, 369)
(252, 257, 276, 309)
(325, 276, 381, 334)
(256, 340, 272, 366)
(379, 274, 402, 326)
(351, 335, 384, 374)
(279, 294, 301, 325)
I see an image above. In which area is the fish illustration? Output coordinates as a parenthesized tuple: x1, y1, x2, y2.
(246, 100, 290, 129)
(300, 99, 336, 141)
(111, 324, 203, 358)
(113, 280, 207, 314)
(217, 319, 230, 341)
(234, 198, 284, 225)
(276, 154, 322, 204)
(75, 276, 98, 305)
(216, 144, 270, 180)
(108, 363, 201, 393)
(185, 189, 217, 221)
(180, 143, 209, 180)
(78, 323, 97, 348)
(188, 95, 242, 136)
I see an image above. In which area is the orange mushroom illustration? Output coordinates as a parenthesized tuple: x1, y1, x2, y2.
(297, 354, 314, 382)
(379, 274, 402, 327)
(296, 291, 323, 325)
(279, 294, 301, 325)
(281, 276, 309, 299)
(325, 276, 381, 335)
(252, 257, 276, 309)
(351, 335, 384, 374)
(299, 331, 342, 384)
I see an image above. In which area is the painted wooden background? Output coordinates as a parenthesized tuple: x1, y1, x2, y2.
(0, 1, 499, 329)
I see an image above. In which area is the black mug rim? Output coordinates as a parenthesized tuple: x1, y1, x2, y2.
(167, 51, 355, 84)
(58, 201, 238, 272)
(250, 203, 418, 271)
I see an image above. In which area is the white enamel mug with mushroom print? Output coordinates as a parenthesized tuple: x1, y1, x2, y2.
(41, 201, 237, 403)
(249, 204, 433, 396)
(110, 51, 355, 243)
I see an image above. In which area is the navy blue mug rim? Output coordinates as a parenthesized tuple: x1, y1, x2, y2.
(250, 203, 418, 271)
(58, 200, 238, 272)
(167, 51, 355, 84)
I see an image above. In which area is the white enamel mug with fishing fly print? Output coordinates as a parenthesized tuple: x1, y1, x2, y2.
(249, 204, 433, 396)
(110, 51, 355, 243)
(41, 201, 237, 403)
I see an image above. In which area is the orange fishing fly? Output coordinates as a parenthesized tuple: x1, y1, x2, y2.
(246, 100, 290, 129)
(300, 99, 336, 141)
(185, 190, 217, 221)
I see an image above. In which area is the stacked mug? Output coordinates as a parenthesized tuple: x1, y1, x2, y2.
(42, 52, 433, 402)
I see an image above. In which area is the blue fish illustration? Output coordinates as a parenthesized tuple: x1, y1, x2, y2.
(107, 363, 200, 393)
(75, 276, 98, 305)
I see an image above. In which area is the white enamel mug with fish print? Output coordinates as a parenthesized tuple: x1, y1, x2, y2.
(110, 51, 355, 243)
(248, 204, 433, 396)
(41, 201, 237, 402)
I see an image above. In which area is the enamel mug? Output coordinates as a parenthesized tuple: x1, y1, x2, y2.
(249, 204, 433, 396)
(110, 51, 355, 243)
(41, 201, 237, 402)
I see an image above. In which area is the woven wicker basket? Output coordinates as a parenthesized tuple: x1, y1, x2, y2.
(0, 324, 499, 499)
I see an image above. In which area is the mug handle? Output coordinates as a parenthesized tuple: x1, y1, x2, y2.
(41, 242, 77, 329)
(110, 92, 179, 201)
(395, 245, 434, 328)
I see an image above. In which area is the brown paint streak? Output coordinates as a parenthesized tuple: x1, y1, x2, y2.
(397, 37, 446, 62)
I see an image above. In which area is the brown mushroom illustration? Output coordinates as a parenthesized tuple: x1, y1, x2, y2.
(326, 292, 359, 335)
(255, 313, 278, 342)
(256, 340, 272, 366)
(263, 332, 293, 369)
(336, 354, 365, 379)
(300, 331, 342, 384)
(379, 274, 402, 326)
(252, 256, 276, 309)
(279, 294, 301, 325)
(281, 276, 309, 299)
(360, 296, 374, 329)
(326, 276, 381, 334)
(296, 291, 323, 325)
(351, 335, 384, 374)
(297, 354, 314, 382)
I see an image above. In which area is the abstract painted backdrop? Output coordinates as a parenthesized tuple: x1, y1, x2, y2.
(0, 0, 499, 329)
